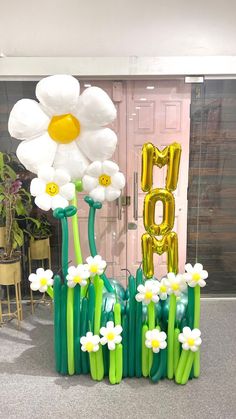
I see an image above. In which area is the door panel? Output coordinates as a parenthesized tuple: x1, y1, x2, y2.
(68, 79, 191, 282)
(126, 80, 191, 278)
(68, 80, 127, 281)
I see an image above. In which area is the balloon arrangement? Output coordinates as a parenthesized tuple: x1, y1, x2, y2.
(8, 75, 208, 385)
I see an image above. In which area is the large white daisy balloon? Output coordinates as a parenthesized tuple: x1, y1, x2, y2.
(8, 75, 117, 180)
(82, 160, 125, 202)
(30, 166, 75, 211)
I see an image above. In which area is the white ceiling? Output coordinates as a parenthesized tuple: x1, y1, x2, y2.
(1, 0, 236, 57)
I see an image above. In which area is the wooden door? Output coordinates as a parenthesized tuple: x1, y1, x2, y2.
(126, 80, 191, 278)
(68, 81, 127, 281)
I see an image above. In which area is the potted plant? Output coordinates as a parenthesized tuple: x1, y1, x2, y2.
(0, 152, 32, 284)
(25, 214, 52, 261)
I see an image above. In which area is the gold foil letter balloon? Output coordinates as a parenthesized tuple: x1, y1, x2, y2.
(141, 142, 181, 278)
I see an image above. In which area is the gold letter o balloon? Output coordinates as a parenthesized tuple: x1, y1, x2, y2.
(143, 188, 175, 236)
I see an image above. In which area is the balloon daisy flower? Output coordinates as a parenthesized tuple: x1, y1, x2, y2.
(82, 160, 125, 202)
(66, 264, 90, 288)
(158, 277, 169, 300)
(80, 332, 100, 353)
(85, 255, 107, 277)
(178, 327, 202, 352)
(135, 280, 160, 305)
(145, 329, 167, 353)
(28, 268, 53, 293)
(30, 166, 75, 211)
(8, 74, 117, 180)
(100, 321, 122, 350)
(183, 263, 208, 288)
(164, 272, 187, 297)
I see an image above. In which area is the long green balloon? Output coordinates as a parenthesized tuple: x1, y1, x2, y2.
(71, 194, 83, 264)
(167, 294, 176, 379)
(74, 285, 81, 374)
(84, 196, 113, 293)
(81, 297, 89, 374)
(175, 349, 188, 384)
(128, 274, 136, 377)
(67, 287, 75, 375)
(53, 275, 61, 373)
(142, 324, 149, 377)
(60, 283, 68, 375)
(122, 313, 128, 378)
(194, 285, 201, 377)
(94, 275, 104, 381)
(114, 303, 122, 383)
(135, 268, 143, 378)
(101, 311, 109, 376)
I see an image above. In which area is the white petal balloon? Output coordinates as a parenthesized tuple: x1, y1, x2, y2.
(82, 160, 125, 202)
(30, 166, 75, 211)
(8, 75, 118, 180)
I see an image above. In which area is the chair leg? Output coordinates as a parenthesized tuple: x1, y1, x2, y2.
(18, 282, 23, 321)
(0, 296, 2, 324)
(14, 280, 21, 329)
(6, 286, 10, 315)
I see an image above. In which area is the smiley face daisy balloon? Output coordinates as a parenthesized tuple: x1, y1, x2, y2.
(8, 75, 118, 181)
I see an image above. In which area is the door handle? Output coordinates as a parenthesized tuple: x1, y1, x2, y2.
(117, 195, 122, 220)
(133, 171, 138, 221)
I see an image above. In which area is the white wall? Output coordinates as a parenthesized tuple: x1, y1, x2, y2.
(1, 0, 236, 57)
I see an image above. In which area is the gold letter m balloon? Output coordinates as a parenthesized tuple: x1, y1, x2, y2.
(141, 142, 181, 278)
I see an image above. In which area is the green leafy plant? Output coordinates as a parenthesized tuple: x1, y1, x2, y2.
(25, 214, 52, 240)
(0, 152, 32, 260)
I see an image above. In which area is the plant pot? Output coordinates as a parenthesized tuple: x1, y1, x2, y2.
(0, 256, 21, 286)
(0, 226, 6, 248)
(29, 237, 50, 260)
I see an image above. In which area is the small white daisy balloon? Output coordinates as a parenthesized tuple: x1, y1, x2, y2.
(183, 263, 208, 288)
(82, 160, 125, 202)
(145, 329, 167, 353)
(100, 321, 122, 350)
(85, 255, 107, 277)
(164, 272, 187, 297)
(66, 264, 90, 288)
(135, 280, 160, 305)
(30, 166, 75, 211)
(80, 332, 100, 353)
(8, 75, 117, 180)
(178, 327, 202, 352)
(158, 277, 169, 300)
(28, 268, 54, 293)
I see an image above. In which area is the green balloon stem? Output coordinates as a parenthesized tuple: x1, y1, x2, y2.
(46, 286, 54, 299)
(87, 202, 113, 293)
(167, 294, 176, 379)
(71, 194, 83, 264)
(194, 285, 201, 377)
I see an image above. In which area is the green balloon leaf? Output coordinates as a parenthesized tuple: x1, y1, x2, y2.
(74, 179, 83, 192)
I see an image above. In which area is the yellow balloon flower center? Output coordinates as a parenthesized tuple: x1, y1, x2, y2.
(85, 342, 94, 352)
(48, 114, 80, 144)
(40, 278, 47, 286)
(46, 182, 59, 197)
(160, 285, 167, 293)
(90, 264, 98, 273)
(187, 338, 195, 346)
(107, 332, 115, 341)
(172, 283, 179, 291)
(99, 174, 111, 187)
(145, 291, 153, 300)
(73, 275, 82, 284)
(151, 339, 160, 348)
(192, 273, 201, 282)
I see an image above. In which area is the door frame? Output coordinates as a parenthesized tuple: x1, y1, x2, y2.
(1, 56, 236, 79)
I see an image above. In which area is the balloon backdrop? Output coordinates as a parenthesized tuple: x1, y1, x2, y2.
(8, 75, 207, 386)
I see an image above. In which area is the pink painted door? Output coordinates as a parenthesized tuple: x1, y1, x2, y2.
(69, 79, 191, 283)
(126, 80, 191, 278)
(69, 81, 127, 281)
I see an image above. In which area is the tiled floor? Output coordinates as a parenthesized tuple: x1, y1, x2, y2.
(0, 300, 235, 419)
